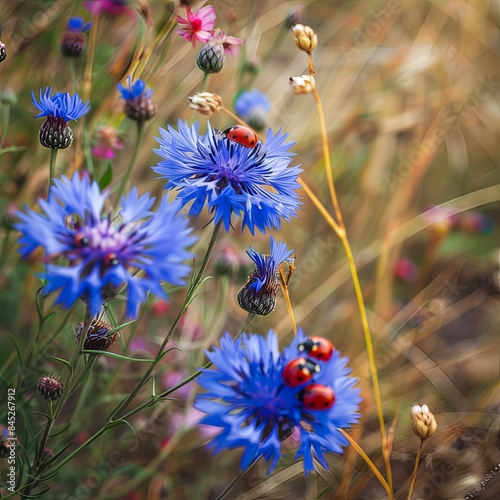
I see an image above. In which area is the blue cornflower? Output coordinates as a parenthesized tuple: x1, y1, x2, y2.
(195, 328, 362, 474)
(61, 18, 92, 58)
(15, 174, 196, 318)
(32, 87, 90, 149)
(152, 120, 302, 235)
(234, 89, 271, 131)
(117, 76, 156, 122)
(237, 237, 294, 315)
(67, 17, 92, 32)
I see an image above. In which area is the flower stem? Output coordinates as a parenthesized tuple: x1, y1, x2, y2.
(339, 429, 392, 497)
(311, 87, 393, 494)
(279, 265, 297, 335)
(200, 73, 210, 92)
(408, 439, 424, 499)
(49, 148, 58, 190)
(115, 121, 144, 206)
(109, 220, 223, 421)
(220, 106, 248, 127)
(83, 15, 99, 103)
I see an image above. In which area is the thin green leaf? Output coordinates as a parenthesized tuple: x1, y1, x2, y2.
(80, 350, 155, 362)
(47, 356, 73, 374)
(5, 331, 24, 364)
(17, 485, 52, 498)
(98, 161, 113, 190)
(49, 420, 72, 437)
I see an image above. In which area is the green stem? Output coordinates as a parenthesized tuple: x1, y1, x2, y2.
(115, 121, 143, 206)
(199, 73, 209, 92)
(109, 220, 223, 420)
(49, 148, 58, 189)
(0, 103, 10, 149)
(121, 312, 255, 422)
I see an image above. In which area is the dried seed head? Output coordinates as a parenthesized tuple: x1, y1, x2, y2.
(411, 403, 438, 439)
(188, 92, 222, 116)
(292, 24, 318, 53)
(289, 74, 316, 95)
(38, 375, 64, 401)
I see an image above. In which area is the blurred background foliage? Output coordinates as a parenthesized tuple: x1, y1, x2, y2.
(0, 0, 499, 498)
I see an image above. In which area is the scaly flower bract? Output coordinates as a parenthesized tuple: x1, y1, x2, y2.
(152, 120, 301, 235)
(117, 76, 156, 122)
(15, 174, 196, 318)
(195, 328, 361, 474)
(177, 5, 216, 47)
(237, 237, 294, 315)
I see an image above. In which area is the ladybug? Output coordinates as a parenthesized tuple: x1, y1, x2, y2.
(282, 357, 320, 387)
(74, 233, 90, 247)
(298, 336, 334, 362)
(223, 125, 258, 148)
(103, 253, 119, 267)
(300, 384, 335, 410)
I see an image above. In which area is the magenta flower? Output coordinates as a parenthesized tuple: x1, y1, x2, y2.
(177, 5, 216, 47)
(84, 0, 134, 17)
(92, 125, 124, 160)
(219, 31, 244, 56)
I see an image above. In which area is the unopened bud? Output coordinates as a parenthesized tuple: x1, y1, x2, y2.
(188, 92, 222, 116)
(289, 74, 315, 95)
(292, 24, 317, 53)
(38, 375, 64, 401)
(411, 404, 437, 439)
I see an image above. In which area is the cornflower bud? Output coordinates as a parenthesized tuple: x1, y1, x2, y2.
(411, 403, 437, 439)
(38, 375, 64, 401)
(76, 319, 118, 351)
(197, 41, 225, 74)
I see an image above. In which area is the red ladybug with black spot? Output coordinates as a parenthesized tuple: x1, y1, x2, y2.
(73, 233, 90, 247)
(298, 336, 334, 362)
(223, 125, 258, 148)
(282, 357, 321, 387)
(300, 383, 335, 410)
(103, 252, 119, 267)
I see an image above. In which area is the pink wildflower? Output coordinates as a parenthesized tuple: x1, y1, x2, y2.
(92, 125, 124, 160)
(177, 5, 216, 47)
(84, 0, 135, 17)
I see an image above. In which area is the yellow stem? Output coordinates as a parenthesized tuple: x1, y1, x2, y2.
(408, 439, 424, 500)
(298, 178, 343, 237)
(220, 106, 250, 127)
(311, 88, 344, 227)
(279, 266, 297, 335)
(339, 429, 391, 497)
(83, 15, 99, 103)
(312, 87, 393, 494)
(308, 52, 315, 75)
